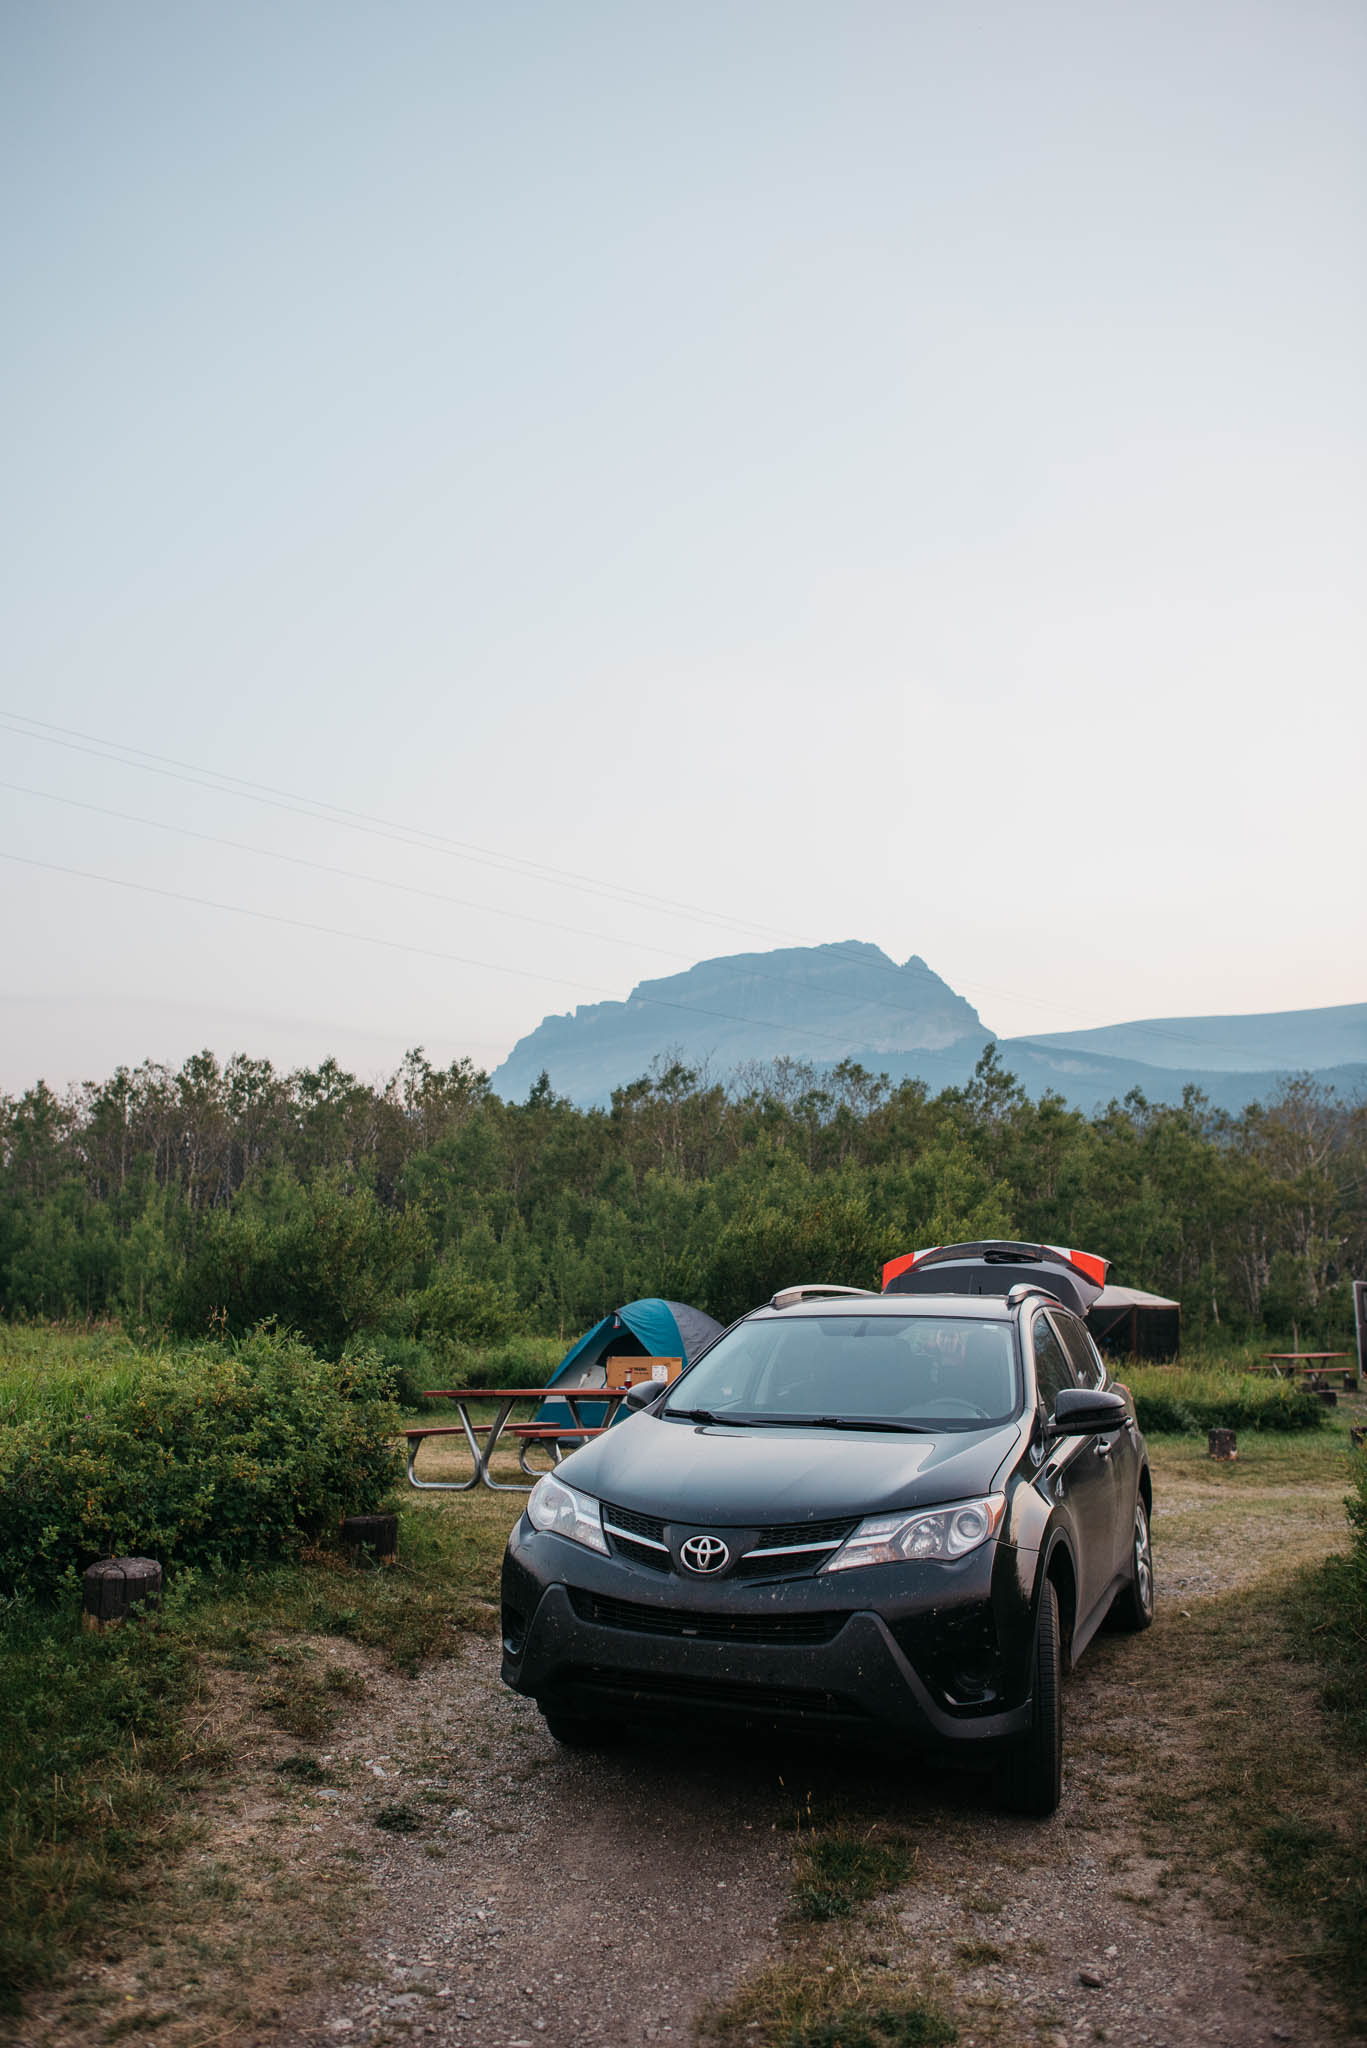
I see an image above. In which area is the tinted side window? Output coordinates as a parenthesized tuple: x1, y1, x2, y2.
(1053, 1311, 1106, 1390)
(1031, 1313, 1076, 1411)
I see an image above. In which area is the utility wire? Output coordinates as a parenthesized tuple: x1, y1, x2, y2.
(0, 776, 1055, 1044)
(0, 709, 1102, 1027)
(0, 708, 1280, 1063)
(0, 850, 881, 1053)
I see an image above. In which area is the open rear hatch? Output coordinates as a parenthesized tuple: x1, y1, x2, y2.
(881, 1240, 1109, 1314)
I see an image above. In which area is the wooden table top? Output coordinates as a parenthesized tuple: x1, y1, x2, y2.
(419, 1387, 619, 1401)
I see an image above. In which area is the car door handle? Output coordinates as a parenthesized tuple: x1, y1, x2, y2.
(1093, 1435, 1114, 1458)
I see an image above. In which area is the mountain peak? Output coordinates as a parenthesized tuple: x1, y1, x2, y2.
(490, 942, 986, 1105)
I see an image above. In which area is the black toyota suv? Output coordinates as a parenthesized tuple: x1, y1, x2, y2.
(500, 1242, 1153, 1814)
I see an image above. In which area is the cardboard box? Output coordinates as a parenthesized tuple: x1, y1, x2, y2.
(605, 1354, 683, 1391)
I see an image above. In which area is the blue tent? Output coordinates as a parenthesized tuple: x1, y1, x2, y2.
(536, 1298, 725, 1430)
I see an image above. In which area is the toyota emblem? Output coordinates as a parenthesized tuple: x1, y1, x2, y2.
(679, 1533, 730, 1575)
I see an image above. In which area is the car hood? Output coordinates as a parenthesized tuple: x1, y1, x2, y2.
(557, 1411, 1024, 1525)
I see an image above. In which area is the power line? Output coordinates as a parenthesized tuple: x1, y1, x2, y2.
(0, 708, 1280, 1063)
(0, 780, 700, 969)
(0, 708, 1078, 1025)
(0, 778, 1007, 1040)
(0, 849, 880, 1054)
(0, 711, 782, 939)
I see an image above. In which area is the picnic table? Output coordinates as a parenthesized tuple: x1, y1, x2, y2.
(402, 1386, 631, 1494)
(1259, 1352, 1357, 1388)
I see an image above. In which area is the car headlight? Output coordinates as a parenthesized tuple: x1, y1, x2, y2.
(525, 1474, 608, 1555)
(822, 1495, 1005, 1572)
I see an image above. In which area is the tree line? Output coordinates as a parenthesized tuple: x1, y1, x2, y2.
(1, 1043, 1362, 1354)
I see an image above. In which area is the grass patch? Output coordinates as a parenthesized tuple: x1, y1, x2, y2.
(701, 1953, 955, 2048)
(0, 1600, 203, 2019)
(1094, 1541, 1366, 2025)
(372, 1803, 423, 1835)
(792, 1830, 917, 1922)
(275, 1754, 329, 1783)
(950, 1940, 1004, 1966)
(781, 2006, 956, 2048)
(0, 1469, 524, 2022)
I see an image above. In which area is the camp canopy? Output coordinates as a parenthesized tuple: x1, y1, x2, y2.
(1086, 1285, 1181, 1362)
(536, 1298, 725, 1429)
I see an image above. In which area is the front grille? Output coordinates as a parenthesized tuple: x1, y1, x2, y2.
(752, 1517, 860, 1551)
(569, 1588, 846, 1646)
(602, 1503, 666, 1544)
(601, 1501, 671, 1574)
(598, 1505, 859, 1580)
(564, 1664, 858, 1719)
(735, 1515, 858, 1579)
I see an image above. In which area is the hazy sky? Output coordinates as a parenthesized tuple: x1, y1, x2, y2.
(3, 1, 1364, 1095)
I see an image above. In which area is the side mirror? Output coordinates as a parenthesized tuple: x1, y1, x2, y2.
(623, 1378, 668, 1413)
(1048, 1387, 1128, 1436)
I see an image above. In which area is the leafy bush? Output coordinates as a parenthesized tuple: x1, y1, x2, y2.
(1124, 1366, 1324, 1435)
(0, 1326, 401, 1599)
(403, 1263, 520, 1347)
(172, 1173, 429, 1353)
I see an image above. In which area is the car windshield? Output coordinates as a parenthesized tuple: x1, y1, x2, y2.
(662, 1315, 1020, 1429)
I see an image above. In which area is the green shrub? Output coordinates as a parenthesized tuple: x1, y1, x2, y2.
(1125, 1367, 1324, 1435)
(0, 1599, 196, 2012)
(0, 1326, 401, 1599)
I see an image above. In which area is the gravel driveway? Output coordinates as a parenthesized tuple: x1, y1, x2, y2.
(16, 1452, 1356, 2048)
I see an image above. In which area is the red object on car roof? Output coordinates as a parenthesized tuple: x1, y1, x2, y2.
(880, 1240, 1110, 1313)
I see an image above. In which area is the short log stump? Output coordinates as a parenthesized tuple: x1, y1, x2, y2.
(82, 1556, 163, 1632)
(340, 1512, 399, 1565)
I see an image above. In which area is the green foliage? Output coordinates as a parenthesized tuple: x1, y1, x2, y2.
(791, 1831, 917, 1921)
(781, 2007, 956, 2048)
(1125, 1367, 1326, 1435)
(1293, 1451, 1367, 1752)
(174, 1171, 430, 1352)
(0, 1600, 197, 2014)
(0, 1437, 522, 2014)
(403, 1259, 520, 1347)
(0, 1325, 402, 1598)
(2, 1043, 1364, 1347)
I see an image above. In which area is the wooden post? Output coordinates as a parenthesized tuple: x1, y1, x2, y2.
(339, 1512, 399, 1565)
(1207, 1428, 1237, 1462)
(82, 1556, 162, 1632)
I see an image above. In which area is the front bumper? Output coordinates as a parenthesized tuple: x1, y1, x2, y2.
(501, 1518, 1037, 1752)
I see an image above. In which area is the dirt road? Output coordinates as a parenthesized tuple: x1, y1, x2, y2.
(18, 1433, 1359, 2048)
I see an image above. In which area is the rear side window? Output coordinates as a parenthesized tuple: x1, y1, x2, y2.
(1031, 1313, 1076, 1410)
(1052, 1311, 1106, 1390)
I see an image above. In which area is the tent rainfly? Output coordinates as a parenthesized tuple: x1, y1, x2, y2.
(1086, 1285, 1181, 1362)
(535, 1298, 725, 1430)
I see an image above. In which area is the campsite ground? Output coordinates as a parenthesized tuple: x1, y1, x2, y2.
(11, 1406, 1365, 2048)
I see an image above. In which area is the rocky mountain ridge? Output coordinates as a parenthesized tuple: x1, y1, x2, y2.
(489, 942, 1367, 1114)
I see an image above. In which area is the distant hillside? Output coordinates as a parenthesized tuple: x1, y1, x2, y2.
(1026, 1001, 1367, 1074)
(489, 942, 1367, 1114)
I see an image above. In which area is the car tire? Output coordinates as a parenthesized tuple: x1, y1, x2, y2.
(1107, 1496, 1155, 1632)
(542, 1711, 611, 1749)
(996, 1577, 1063, 1817)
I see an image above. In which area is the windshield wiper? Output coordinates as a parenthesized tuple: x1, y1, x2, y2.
(756, 1415, 932, 1434)
(667, 1406, 725, 1425)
